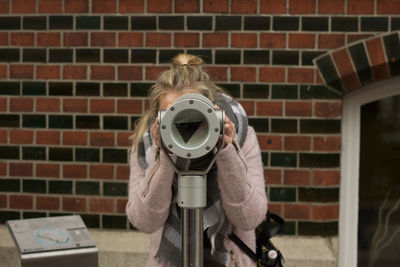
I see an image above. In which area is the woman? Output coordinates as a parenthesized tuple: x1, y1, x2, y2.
(126, 54, 268, 267)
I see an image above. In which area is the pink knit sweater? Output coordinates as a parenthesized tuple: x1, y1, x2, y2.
(126, 126, 268, 267)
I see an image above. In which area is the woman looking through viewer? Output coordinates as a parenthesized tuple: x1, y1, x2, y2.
(126, 54, 268, 267)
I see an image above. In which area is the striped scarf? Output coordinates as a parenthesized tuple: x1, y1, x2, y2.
(137, 94, 248, 267)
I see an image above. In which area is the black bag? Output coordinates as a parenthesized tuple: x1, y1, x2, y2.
(227, 211, 284, 267)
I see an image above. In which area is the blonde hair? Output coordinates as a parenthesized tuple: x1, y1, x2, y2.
(130, 54, 227, 150)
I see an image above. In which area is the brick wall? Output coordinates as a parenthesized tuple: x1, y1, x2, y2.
(0, 0, 399, 234)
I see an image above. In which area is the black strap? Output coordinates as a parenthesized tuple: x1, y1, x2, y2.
(228, 211, 284, 264)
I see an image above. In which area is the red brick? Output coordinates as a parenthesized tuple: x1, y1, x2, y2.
(36, 163, 60, 178)
(231, 67, 256, 82)
(313, 136, 341, 152)
(312, 204, 339, 220)
(37, 196, 60, 210)
(284, 203, 310, 220)
(0, 130, 6, 143)
(204, 0, 228, 12)
(0, 65, 6, 79)
(64, 0, 89, 13)
(348, 0, 373, 14)
(231, 33, 257, 48)
(35, 98, 60, 112)
(119, 0, 144, 13)
(10, 98, 33, 112)
(203, 33, 228, 47)
(231, 0, 256, 14)
(36, 130, 60, 145)
(117, 132, 131, 147)
(10, 195, 33, 209)
(288, 68, 314, 83)
(318, 0, 345, 14)
(91, 33, 115, 47)
(332, 49, 361, 91)
(89, 164, 114, 179)
(37, 33, 61, 47)
(92, 0, 116, 13)
(313, 170, 340, 186)
(90, 99, 115, 113)
(257, 135, 282, 150)
(260, 33, 286, 48)
(146, 33, 171, 47)
(378, 0, 400, 14)
(63, 164, 87, 179)
(0, 0, 9, 13)
(64, 32, 88, 47)
(289, 0, 315, 14)
(0, 162, 6, 176)
(63, 65, 87, 80)
(118, 32, 143, 47)
(10, 130, 33, 144)
(174, 33, 199, 47)
(268, 203, 282, 216)
(10, 163, 33, 177)
(259, 67, 285, 82)
(10, 32, 34, 46)
(0, 98, 6, 111)
(318, 34, 345, 49)
(347, 34, 374, 44)
(63, 197, 87, 212)
(117, 66, 142, 81)
(12, 0, 35, 13)
(10, 65, 33, 79)
(260, 0, 286, 14)
(289, 33, 315, 48)
(90, 66, 115, 80)
(38, 0, 62, 13)
(0, 194, 6, 208)
(286, 101, 312, 116)
(148, 0, 172, 12)
(0, 33, 9, 46)
(116, 199, 128, 213)
(90, 132, 114, 146)
(284, 170, 311, 185)
(36, 65, 60, 79)
(63, 131, 87, 146)
(117, 99, 142, 114)
(315, 102, 342, 117)
(63, 99, 88, 113)
(202, 67, 227, 81)
(89, 198, 114, 213)
(175, 0, 199, 12)
(116, 165, 130, 180)
(366, 38, 390, 81)
(256, 101, 283, 116)
(146, 66, 169, 80)
(238, 100, 255, 116)
(264, 169, 282, 184)
(284, 136, 311, 151)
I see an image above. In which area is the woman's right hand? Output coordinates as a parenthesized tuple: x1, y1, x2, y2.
(151, 117, 160, 148)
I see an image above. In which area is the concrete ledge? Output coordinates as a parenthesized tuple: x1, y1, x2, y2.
(0, 225, 337, 267)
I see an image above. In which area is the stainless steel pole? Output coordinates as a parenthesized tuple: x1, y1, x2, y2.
(178, 175, 206, 267)
(182, 208, 203, 267)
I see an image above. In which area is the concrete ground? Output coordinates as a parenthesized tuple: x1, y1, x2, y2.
(0, 224, 337, 267)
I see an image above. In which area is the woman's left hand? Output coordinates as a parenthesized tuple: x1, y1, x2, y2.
(215, 105, 236, 148)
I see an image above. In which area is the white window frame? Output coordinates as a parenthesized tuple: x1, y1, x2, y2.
(339, 76, 400, 266)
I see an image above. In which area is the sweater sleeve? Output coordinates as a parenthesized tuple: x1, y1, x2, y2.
(126, 146, 176, 233)
(215, 126, 268, 230)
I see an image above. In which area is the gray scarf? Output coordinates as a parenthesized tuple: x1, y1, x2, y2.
(137, 94, 248, 267)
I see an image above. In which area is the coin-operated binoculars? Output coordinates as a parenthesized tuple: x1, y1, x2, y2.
(158, 93, 225, 267)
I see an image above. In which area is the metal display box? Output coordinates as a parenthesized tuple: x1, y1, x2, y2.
(6, 215, 98, 267)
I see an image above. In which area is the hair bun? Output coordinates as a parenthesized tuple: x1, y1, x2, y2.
(172, 54, 203, 69)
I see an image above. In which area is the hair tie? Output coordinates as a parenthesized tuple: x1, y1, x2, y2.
(181, 63, 188, 67)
